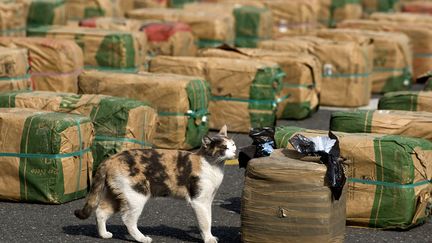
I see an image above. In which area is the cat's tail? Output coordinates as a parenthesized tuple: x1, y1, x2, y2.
(74, 162, 107, 220)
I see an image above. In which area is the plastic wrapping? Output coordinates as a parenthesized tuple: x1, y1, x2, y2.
(238, 127, 276, 168)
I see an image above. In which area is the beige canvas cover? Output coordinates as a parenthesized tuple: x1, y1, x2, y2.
(0, 47, 31, 92)
(242, 150, 346, 242)
(65, 0, 123, 21)
(0, 37, 84, 93)
(0, 0, 29, 37)
(318, 0, 363, 27)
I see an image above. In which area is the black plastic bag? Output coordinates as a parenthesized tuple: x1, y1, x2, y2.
(238, 127, 276, 168)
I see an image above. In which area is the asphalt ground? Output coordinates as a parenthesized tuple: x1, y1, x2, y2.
(1, 90, 432, 243)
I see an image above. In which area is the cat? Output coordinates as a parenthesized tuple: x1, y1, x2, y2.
(74, 125, 236, 243)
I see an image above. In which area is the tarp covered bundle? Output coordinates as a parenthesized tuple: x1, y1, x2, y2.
(149, 56, 284, 132)
(378, 91, 432, 112)
(361, 0, 401, 15)
(0, 90, 157, 174)
(78, 70, 210, 150)
(0, 108, 94, 204)
(65, 0, 123, 21)
(0, 47, 31, 92)
(27, 0, 67, 28)
(318, 0, 363, 27)
(275, 126, 432, 229)
(0, 0, 30, 37)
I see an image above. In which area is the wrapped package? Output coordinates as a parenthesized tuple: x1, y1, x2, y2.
(27, 0, 67, 28)
(259, 36, 373, 107)
(402, 1, 432, 14)
(370, 12, 432, 24)
(275, 126, 432, 229)
(0, 108, 94, 204)
(0, 0, 30, 37)
(361, 0, 401, 15)
(318, 0, 363, 27)
(65, 0, 123, 21)
(0, 90, 157, 173)
(242, 150, 346, 242)
(78, 70, 210, 150)
(27, 26, 147, 72)
(198, 47, 321, 120)
(134, 0, 196, 8)
(330, 110, 432, 141)
(426, 79, 432, 91)
(315, 29, 412, 93)
(378, 91, 432, 112)
(149, 56, 284, 133)
(0, 47, 31, 91)
(126, 8, 235, 48)
(0, 37, 83, 93)
(338, 19, 432, 79)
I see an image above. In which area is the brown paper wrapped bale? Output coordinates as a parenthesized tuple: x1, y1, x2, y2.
(242, 150, 346, 242)
(0, 47, 31, 92)
(149, 56, 284, 133)
(0, 37, 83, 93)
(0, 108, 94, 204)
(338, 19, 432, 79)
(370, 12, 432, 24)
(318, 0, 362, 27)
(315, 29, 412, 93)
(259, 36, 373, 107)
(27, 26, 147, 72)
(126, 8, 235, 48)
(402, 1, 432, 14)
(65, 0, 123, 21)
(275, 126, 432, 229)
(198, 47, 321, 120)
(134, 0, 168, 8)
(378, 91, 432, 112)
(0, 0, 30, 37)
(78, 70, 210, 150)
(361, 0, 401, 16)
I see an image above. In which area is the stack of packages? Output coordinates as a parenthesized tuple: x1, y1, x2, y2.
(402, 1, 432, 14)
(27, 0, 67, 29)
(318, 0, 363, 27)
(27, 26, 148, 72)
(149, 56, 284, 133)
(275, 126, 432, 229)
(134, 0, 197, 8)
(259, 36, 373, 107)
(0, 37, 83, 93)
(0, 108, 94, 204)
(65, 0, 123, 22)
(78, 17, 197, 56)
(0, 47, 31, 91)
(0, 90, 158, 174)
(314, 29, 412, 93)
(78, 70, 210, 150)
(378, 91, 432, 112)
(126, 8, 235, 48)
(0, 0, 30, 37)
(361, 0, 401, 15)
(198, 47, 322, 120)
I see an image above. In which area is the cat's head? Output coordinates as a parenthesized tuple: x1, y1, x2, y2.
(201, 125, 237, 162)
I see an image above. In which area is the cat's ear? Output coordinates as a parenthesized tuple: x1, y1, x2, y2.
(219, 125, 228, 137)
(202, 136, 212, 148)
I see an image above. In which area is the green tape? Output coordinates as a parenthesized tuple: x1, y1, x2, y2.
(330, 110, 374, 133)
(280, 102, 315, 120)
(323, 72, 370, 78)
(197, 39, 234, 48)
(0, 74, 31, 81)
(274, 126, 307, 148)
(378, 91, 419, 111)
(0, 147, 91, 159)
(27, 0, 65, 27)
(84, 65, 138, 73)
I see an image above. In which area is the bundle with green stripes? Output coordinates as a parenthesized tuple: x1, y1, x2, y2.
(0, 108, 94, 204)
(0, 47, 31, 92)
(426, 79, 432, 91)
(318, 0, 363, 27)
(27, 26, 147, 72)
(0, 0, 29, 37)
(134, 0, 196, 8)
(378, 91, 432, 112)
(330, 110, 432, 141)
(149, 56, 284, 133)
(361, 0, 400, 15)
(198, 47, 321, 120)
(27, 0, 66, 28)
(0, 90, 158, 174)
(259, 36, 373, 107)
(65, 0, 123, 21)
(78, 70, 210, 150)
(275, 126, 432, 229)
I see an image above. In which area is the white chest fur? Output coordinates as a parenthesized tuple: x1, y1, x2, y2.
(199, 158, 224, 194)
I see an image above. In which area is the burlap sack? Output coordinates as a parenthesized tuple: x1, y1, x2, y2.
(402, 1, 432, 14)
(338, 19, 432, 79)
(0, 0, 30, 37)
(259, 36, 373, 107)
(0, 37, 83, 93)
(27, 26, 147, 72)
(79, 17, 145, 32)
(198, 47, 321, 120)
(330, 110, 432, 141)
(318, 0, 362, 27)
(315, 29, 412, 93)
(120, 0, 135, 12)
(242, 150, 346, 243)
(370, 12, 432, 24)
(361, 0, 401, 15)
(126, 8, 235, 48)
(0, 108, 94, 204)
(0, 90, 157, 173)
(78, 70, 210, 150)
(134, 0, 168, 8)
(149, 56, 284, 133)
(378, 91, 432, 112)
(65, 0, 123, 21)
(0, 47, 31, 92)
(27, 0, 67, 28)
(275, 126, 432, 229)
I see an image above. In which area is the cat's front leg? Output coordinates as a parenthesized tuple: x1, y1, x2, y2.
(191, 197, 218, 243)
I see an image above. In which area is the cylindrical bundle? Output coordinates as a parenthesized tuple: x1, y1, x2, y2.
(27, 26, 147, 72)
(65, 0, 123, 21)
(378, 91, 432, 112)
(27, 0, 67, 28)
(198, 47, 321, 120)
(0, 108, 94, 204)
(315, 29, 412, 93)
(361, 0, 401, 15)
(0, 0, 30, 37)
(0, 90, 158, 174)
(275, 126, 432, 229)
(0, 47, 31, 92)
(318, 0, 362, 27)
(402, 1, 432, 14)
(149, 56, 284, 133)
(330, 110, 432, 141)
(78, 70, 210, 150)
(426, 79, 432, 91)
(370, 12, 432, 23)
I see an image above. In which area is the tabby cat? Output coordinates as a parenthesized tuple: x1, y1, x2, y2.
(74, 125, 236, 243)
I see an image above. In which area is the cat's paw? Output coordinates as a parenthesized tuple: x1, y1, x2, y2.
(100, 231, 113, 239)
(136, 235, 152, 243)
(204, 236, 218, 243)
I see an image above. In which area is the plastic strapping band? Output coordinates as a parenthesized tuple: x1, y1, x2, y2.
(0, 148, 91, 159)
(0, 74, 31, 81)
(373, 67, 409, 73)
(95, 136, 153, 147)
(212, 96, 279, 105)
(84, 65, 138, 73)
(414, 53, 432, 58)
(30, 68, 83, 77)
(75, 119, 83, 197)
(158, 109, 208, 118)
(322, 72, 370, 78)
(283, 83, 315, 89)
(348, 178, 432, 188)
